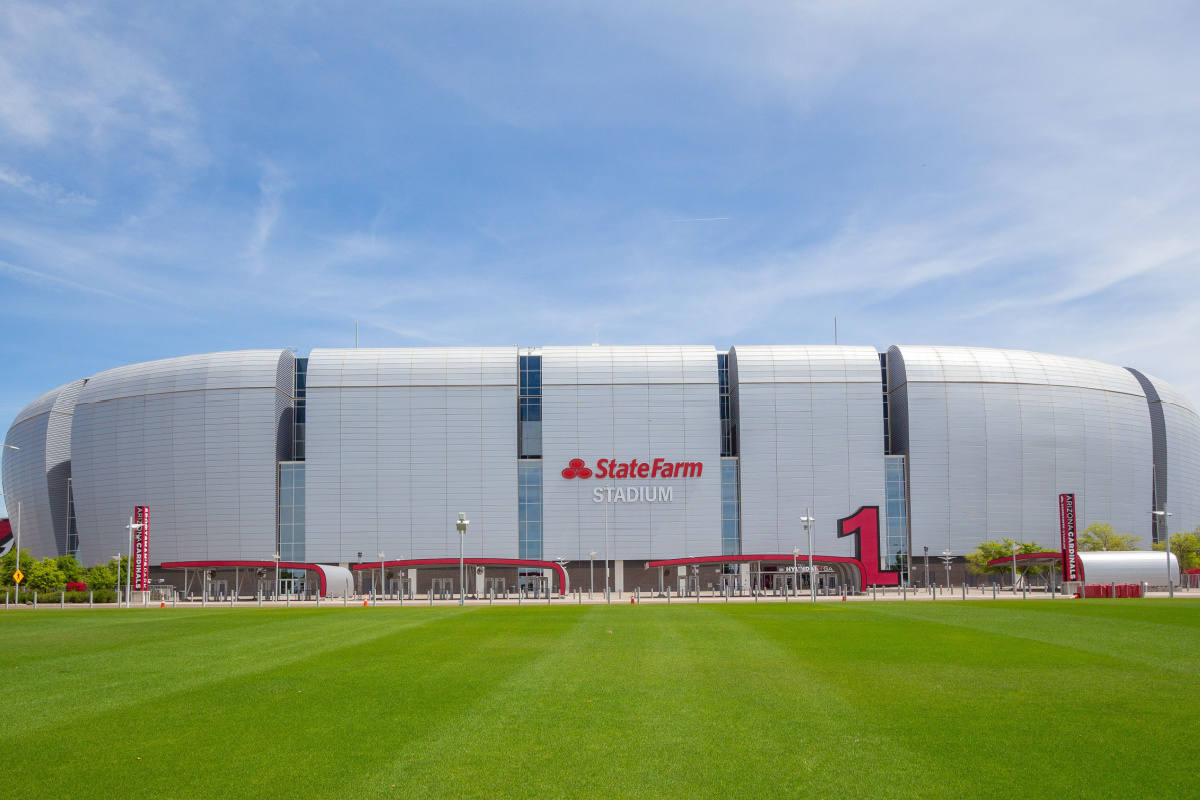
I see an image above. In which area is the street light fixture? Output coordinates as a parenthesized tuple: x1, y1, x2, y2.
(799, 510, 815, 602)
(588, 550, 597, 599)
(1011, 542, 1019, 595)
(124, 517, 144, 608)
(941, 549, 953, 591)
(271, 552, 281, 601)
(0, 487, 21, 601)
(110, 554, 121, 603)
(1153, 509, 1173, 594)
(792, 547, 803, 598)
(377, 552, 386, 601)
(455, 512, 469, 606)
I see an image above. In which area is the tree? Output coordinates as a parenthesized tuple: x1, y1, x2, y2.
(25, 557, 66, 594)
(0, 548, 35, 589)
(1078, 522, 1143, 552)
(1153, 528, 1200, 573)
(967, 539, 1048, 585)
(84, 563, 117, 591)
(55, 555, 84, 584)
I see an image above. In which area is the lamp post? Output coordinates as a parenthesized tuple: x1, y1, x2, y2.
(1011, 542, 1019, 594)
(110, 554, 121, 603)
(603, 487, 611, 596)
(124, 518, 143, 608)
(799, 509, 815, 602)
(941, 549, 953, 591)
(588, 550, 597, 599)
(455, 512, 469, 606)
(377, 552, 386, 600)
(792, 547, 802, 598)
(0, 479, 21, 600)
(271, 552, 280, 601)
(1153, 509, 1173, 593)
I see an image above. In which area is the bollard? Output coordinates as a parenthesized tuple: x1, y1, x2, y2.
(34, 592, 38, 609)
(202, 592, 206, 608)
(993, 584, 997, 599)
(61, 591, 65, 609)
(89, 590, 93, 609)
(316, 592, 321, 607)
(962, 583, 966, 601)
(578, 588, 581, 605)
(902, 584, 907, 601)
(286, 595, 290, 608)
(1022, 582, 1026, 600)
(230, 593, 234, 608)
(667, 586, 671, 604)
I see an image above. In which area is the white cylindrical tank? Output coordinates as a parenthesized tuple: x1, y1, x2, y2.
(1078, 551, 1180, 585)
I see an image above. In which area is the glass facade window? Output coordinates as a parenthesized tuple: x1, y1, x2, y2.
(718, 353, 736, 457)
(880, 352, 890, 455)
(278, 462, 305, 561)
(293, 357, 308, 461)
(518, 460, 543, 559)
(66, 476, 79, 558)
(884, 455, 908, 577)
(721, 457, 741, 556)
(519, 354, 542, 458)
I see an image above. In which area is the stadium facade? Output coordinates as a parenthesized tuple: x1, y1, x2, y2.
(3, 345, 1198, 593)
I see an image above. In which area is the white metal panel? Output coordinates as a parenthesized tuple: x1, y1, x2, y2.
(731, 346, 885, 557)
(541, 346, 721, 561)
(891, 346, 1153, 557)
(71, 350, 292, 566)
(304, 348, 518, 562)
(1142, 373, 1200, 537)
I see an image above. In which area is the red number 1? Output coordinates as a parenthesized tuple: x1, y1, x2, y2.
(837, 506, 900, 586)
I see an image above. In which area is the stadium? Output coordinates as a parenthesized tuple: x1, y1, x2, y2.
(3, 344, 1197, 598)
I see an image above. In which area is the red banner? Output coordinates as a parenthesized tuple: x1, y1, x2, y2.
(133, 506, 150, 591)
(1059, 493, 1077, 582)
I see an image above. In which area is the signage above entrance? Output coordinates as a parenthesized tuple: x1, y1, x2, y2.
(561, 458, 704, 480)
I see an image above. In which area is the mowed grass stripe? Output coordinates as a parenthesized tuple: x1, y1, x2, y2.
(355, 604, 946, 799)
(3, 608, 467, 734)
(6, 602, 1200, 799)
(16, 607, 573, 798)
(859, 599, 1200, 674)
(736, 601, 1199, 796)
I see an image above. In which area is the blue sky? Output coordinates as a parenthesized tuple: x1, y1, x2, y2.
(3, 1, 1199, 513)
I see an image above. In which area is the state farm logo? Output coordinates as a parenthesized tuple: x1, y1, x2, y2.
(561, 458, 593, 479)
(560, 458, 704, 479)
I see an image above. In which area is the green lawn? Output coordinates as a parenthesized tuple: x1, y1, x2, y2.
(3, 600, 1197, 798)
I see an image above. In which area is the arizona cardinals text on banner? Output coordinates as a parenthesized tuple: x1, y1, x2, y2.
(1058, 493, 1077, 582)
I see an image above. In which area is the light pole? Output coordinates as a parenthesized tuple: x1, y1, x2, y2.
(455, 512, 469, 606)
(792, 547, 802, 598)
(124, 518, 143, 608)
(603, 487, 611, 596)
(1153, 509, 1173, 593)
(588, 550, 597, 598)
(377, 552, 386, 600)
(0, 482, 21, 600)
(800, 509, 815, 602)
(271, 552, 280, 601)
(1011, 542, 1019, 594)
(941, 549, 953, 590)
